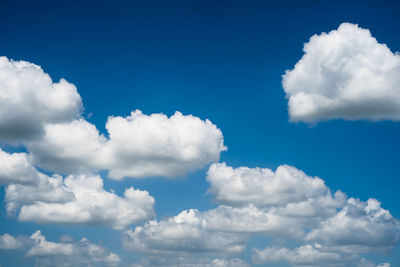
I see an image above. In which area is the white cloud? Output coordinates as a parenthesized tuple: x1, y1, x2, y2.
(26, 119, 106, 173)
(13, 174, 155, 230)
(282, 23, 400, 123)
(306, 198, 400, 253)
(0, 231, 120, 267)
(133, 257, 250, 267)
(252, 245, 345, 266)
(207, 163, 345, 212)
(1, 149, 155, 229)
(0, 148, 38, 185)
(122, 209, 246, 255)
(0, 233, 26, 250)
(27, 111, 226, 179)
(100, 110, 226, 179)
(123, 162, 399, 266)
(0, 56, 82, 142)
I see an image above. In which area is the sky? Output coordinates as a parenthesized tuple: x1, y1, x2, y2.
(0, 0, 400, 266)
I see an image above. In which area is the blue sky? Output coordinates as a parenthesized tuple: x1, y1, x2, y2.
(0, 0, 400, 266)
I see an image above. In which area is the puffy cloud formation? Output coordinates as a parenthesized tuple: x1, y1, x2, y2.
(123, 209, 246, 255)
(0, 56, 82, 142)
(0, 56, 225, 178)
(8, 174, 155, 230)
(100, 110, 226, 179)
(0, 231, 120, 267)
(123, 163, 399, 266)
(252, 245, 344, 266)
(0, 148, 38, 185)
(0, 149, 155, 229)
(26, 119, 106, 173)
(306, 198, 400, 253)
(27, 111, 226, 179)
(132, 257, 250, 267)
(0, 233, 26, 250)
(282, 23, 400, 123)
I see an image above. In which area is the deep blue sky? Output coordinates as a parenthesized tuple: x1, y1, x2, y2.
(1, 0, 400, 266)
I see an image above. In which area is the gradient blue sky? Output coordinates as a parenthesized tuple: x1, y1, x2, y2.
(0, 0, 400, 266)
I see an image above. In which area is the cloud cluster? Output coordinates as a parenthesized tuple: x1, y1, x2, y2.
(282, 23, 400, 123)
(0, 149, 155, 229)
(0, 231, 120, 267)
(0, 56, 226, 179)
(0, 56, 82, 143)
(123, 163, 400, 266)
(27, 111, 226, 179)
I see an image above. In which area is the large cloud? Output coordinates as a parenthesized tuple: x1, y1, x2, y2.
(282, 23, 400, 123)
(8, 174, 155, 230)
(123, 162, 399, 266)
(0, 231, 120, 267)
(27, 111, 226, 179)
(252, 245, 345, 266)
(0, 56, 82, 142)
(0, 150, 155, 229)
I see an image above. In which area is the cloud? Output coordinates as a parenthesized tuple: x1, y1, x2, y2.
(207, 162, 345, 211)
(0, 231, 120, 267)
(1, 149, 155, 229)
(26, 119, 106, 173)
(0, 148, 39, 185)
(124, 162, 399, 265)
(0, 56, 82, 143)
(0, 56, 225, 179)
(132, 257, 250, 267)
(10, 174, 155, 230)
(282, 23, 400, 123)
(27, 111, 226, 179)
(100, 110, 226, 179)
(252, 245, 346, 266)
(306, 198, 400, 253)
(122, 209, 246, 255)
(0, 233, 27, 250)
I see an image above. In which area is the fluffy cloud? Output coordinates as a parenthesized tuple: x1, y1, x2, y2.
(132, 257, 250, 267)
(0, 148, 38, 185)
(0, 233, 26, 250)
(1, 149, 155, 229)
(10, 174, 155, 230)
(100, 110, 226, 179)
(0, 231, 120, 267)
(306, 198, 400, 253)
(207, 163, 345, 210)
(27, 111, 226, 179)
(122, 209, 246, 255)
(126, 162, 399, 266)
(26, 119, 106, 173)
(282, 23, 400, 123)
(0, 56, 82, 142)
(252, 245, 345, 266)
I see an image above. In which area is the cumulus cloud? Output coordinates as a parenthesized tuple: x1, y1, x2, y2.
(27, 111, 226, 179)
(122, 209, 246, 255)
(132, 257, 250, 267)
(0, 56, 82, 142)
(306, 198, 400, 253)
(252, 245, 345, 266)
(26, 119, 106, 173)
(126, 162, 399, 266)
(0, 148, 39, 185)
(207, 162, 345, 211)
(282, 23, 400, 123)
(1, 149, 155, 229)
(10, 174, 155, 230)
(0, 231, 120, 267)
(0, 233, 26, 250)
